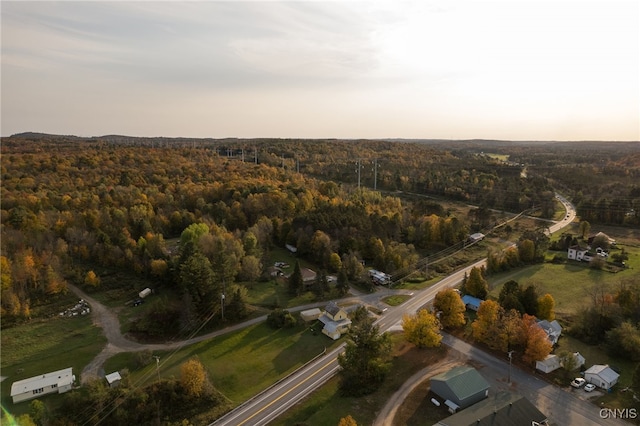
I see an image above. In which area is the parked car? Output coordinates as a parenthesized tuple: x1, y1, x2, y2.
(584, 383, 596, 392)
(571, 378, 586, 388)
(133, 298, 144, 307)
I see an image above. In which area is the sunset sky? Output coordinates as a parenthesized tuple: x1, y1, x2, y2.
(2, 1, 638, 141)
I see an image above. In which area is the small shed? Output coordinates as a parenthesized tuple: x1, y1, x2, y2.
(461, 295, 482, 312)
(585, 364, 619, 390)
(300, 308, 322, 322)
(105, 371, 122, 388)
(430, 365, 489, 409)
(535, 354, 560, 374)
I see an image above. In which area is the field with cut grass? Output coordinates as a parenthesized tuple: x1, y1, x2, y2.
(1, 315, 106, 417)
(489, 242, 639, 318)
(104, 320, 339, 405)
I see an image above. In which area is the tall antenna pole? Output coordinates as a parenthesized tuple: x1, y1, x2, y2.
(356, 159, 361, 189)
(254, 147, 258, 164)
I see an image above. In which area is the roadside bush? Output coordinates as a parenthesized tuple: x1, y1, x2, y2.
(266, 309, 297, 329)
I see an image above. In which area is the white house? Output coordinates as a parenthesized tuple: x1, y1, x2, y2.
(536, 354, 561, 373)
(585, 364, 620, 390)
(10, 367, 75, 403)
(567, 245, 588, 261)
(319, 302, 351, 340)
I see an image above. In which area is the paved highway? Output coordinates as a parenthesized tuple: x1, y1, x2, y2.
(212, 196, 581, 425)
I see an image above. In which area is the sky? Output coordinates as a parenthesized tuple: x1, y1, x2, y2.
(1, 0, 639, 141)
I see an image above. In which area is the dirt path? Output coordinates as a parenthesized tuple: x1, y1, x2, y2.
(69, 283, 396, 385)
(69, 284, 303, 383)
(373, 350, 467, 426)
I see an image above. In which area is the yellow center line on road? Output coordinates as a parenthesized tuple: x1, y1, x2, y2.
(238, 357, 339, 426)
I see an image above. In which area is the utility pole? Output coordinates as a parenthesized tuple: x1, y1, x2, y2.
(221, 293, 225, 320)
(356, 159, 361, 189)
(221, 278, 226, 320)
(153, 356, 160, 382)
(254, 147, 258, 164)
(373, 158, 379, 190)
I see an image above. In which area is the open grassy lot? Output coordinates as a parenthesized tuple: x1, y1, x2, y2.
(104, 320, 339, 405)
(271, 335, 448, 426)
(488, 261, 637, 317)
(1, 315, 106, 417)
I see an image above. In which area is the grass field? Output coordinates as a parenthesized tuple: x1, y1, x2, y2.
(1, 315, 106, 417)
(104, 320, 339, 405)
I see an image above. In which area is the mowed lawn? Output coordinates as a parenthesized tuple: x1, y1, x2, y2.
(105, 320, 337, 405)
(1, 315, 106, 416)
(488, 261, 636, 317)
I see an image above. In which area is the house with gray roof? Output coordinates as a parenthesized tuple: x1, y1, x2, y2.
(585, 364, 619, 390)
(318, 302, 351, 340)
(537, 319, 562, 345)
(430, 365, 489, 411)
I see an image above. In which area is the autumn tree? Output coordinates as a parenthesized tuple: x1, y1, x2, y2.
(310, 230, 332, 268)
(239, 255, 262, 282)
(433, 289, 466, 329)
(338, 415, 358, 426)
(180, 357, 208, 397)
(84, 270, 100, 288)
(338, 315, 392, 396)
(402, 309, 442, 348)
(329, 252, 342, 273)
(341, 251, 364, 282)
(521, 315, 553, 364)
(465, 266, 488, 299)
(537, 293, 555, 321)
(472, 300, 501, 346)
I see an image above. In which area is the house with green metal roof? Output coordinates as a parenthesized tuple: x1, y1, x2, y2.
(434, 391, 548, 426)
(430, 365, 489, 411)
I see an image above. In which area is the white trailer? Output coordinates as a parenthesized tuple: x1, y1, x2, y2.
(138, 288, 152, 298)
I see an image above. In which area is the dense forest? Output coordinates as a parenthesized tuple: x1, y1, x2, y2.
(1, 134, 637, 330)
